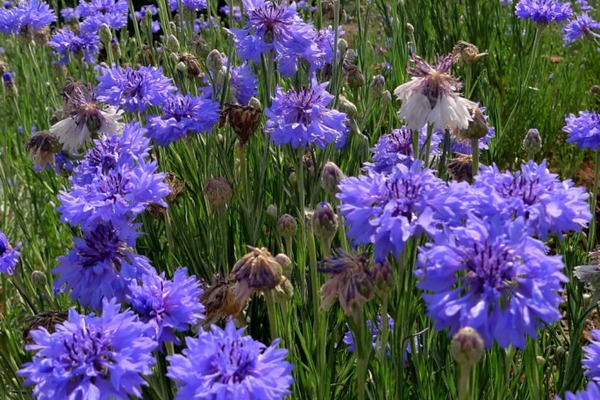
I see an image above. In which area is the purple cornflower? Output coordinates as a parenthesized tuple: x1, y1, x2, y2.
(60, 7, 80, 21)
(365, 126, 443, 174)
(564, 110, 600, 150)
(563, 13, 600, 45)
(393, 52, 476, 131)
(95, 64, 176, 113)
(337, 161, 445, 261)
(53, 222, 155, 309)
(167, 319, 293, 399)
(451, 126, 495, 154)
(515, 0, 573, 24)
(146, 93, 220, 147)
(583, 330, 600, 381)
(169, 0, 207, 12)
(473, 160, 591, 239)
(220, 4, 242, 20)
(202, 60, 258, 106)
(265, 79, 348, 149)
(0, 230, 22, 275)
(19, 298, 157, 400)
(228, 0, 314, 65)
(134, 4, 157, 19)
(416, 215, 566, 349)
(343, 316, 395, 354)
(0, 0, 56, 36)
(126, 267, 205, 344)
(576, 0, 593, 12)
(77, 0, 128, 32)
(49, 28, 100, 66)
(559, 383, 600, 400)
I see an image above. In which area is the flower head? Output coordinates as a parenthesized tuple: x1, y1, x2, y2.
(559, 383, 600, 400)
(416, 215, 566, 349)
(583, 329, 600, 381)
(53, 222, 155, 309)
(0, 230, 22, 275)
(77, 0, 128, 33)
(564, 110, 600, 150)
(319, 249, 374, 317)
(515, 0, 573, 24)
(563, 13, 600, 45)
(146, 93, 220, 147)
(231, 246, 283, 304)
(337, 161, 445, 260)
(473, 160, 591, 238)
(95, 64, 176, 113)
(393, 53, 476, 131)
(48, 28, 100, 66)
(127, 267, 205, 344)
(266, 79, 348, 149)
(19, 298, 157, 400)
(26, 131, 60, 170)
(0, 0, 56, 36)
(167, 319, 293, 399)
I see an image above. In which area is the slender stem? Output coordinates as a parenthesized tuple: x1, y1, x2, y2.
(458, 364, 472, 400)
(265, 291, 279, 341)
(379, 295, 389, 359)
(471, 138, 479, 176)
(423, 124, 434, 166)
(588, 150, 600, 251)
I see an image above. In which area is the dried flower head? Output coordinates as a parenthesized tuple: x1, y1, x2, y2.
(447, 154, 474, 183)
(219, 103, 262, 145)
(231, 246, 283, 304)
(26, 131, 61, 170)
(319, 249, 374, 318)
(201, 275, 247, 326)
(203, 177, 233, 209)
(451, 105, 490, 141)
(22, 311, 68, 345)
(451, 41, 488, 64)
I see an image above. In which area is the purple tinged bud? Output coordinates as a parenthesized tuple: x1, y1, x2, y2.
(312, 202, 338, 241)
(277, 214, 297, 238)
(523, 128, 542, 155)
(321, 161, 345, 195)
(203, 178, 233, 209)
(451, 327, 485, 367)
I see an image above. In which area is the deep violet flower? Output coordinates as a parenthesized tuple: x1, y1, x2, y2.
(0, 230, 22, 275)
(19, 298, 157, 400)
(167, 319, 294, 399)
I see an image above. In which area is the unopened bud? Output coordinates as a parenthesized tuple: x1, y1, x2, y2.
(110, 38, 121, 59)
(338, 38, 348, 53)
(369, 74, 385, 97)
(450, 327, 485, 367)
(275, 253, 292, 278)
(381, 90, 392, 106)
(347, 66, 365, 89)
(3, 72, 17, 95)
(522, 128, 542, 155)
(248, 97, 262, 109)
(277, 214, 297, 238)
(338, 95, 357, 118)
(99, 23, 112, 44)
(203, 177, 233, 209)
(170, 52, 179, 64)
(31, 271, 47, 288)
(321, 161, 344, 195)
(406, 23, 415, 35)
(312, 202, 338, 242)
(206, 49, 223, 75)
(372, 260, 394, 294)
(176, 61, 187, 74)
(165, 34, 180, 53)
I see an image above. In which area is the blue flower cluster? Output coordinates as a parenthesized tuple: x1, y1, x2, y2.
(564, 110, 600, 150)
(563, 13, 600, 45)
(0, 230, 22, 275)
(0, 0, 56, 36)
(77, 0, 128, 34)
(49, 28, 100, 65)
(515, 0, 573, 24)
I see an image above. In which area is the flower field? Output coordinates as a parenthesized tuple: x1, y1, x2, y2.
(2, 0, 600, 399)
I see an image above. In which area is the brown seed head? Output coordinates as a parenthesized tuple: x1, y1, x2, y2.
(219, 104, 262, 145)
(231, 246, 283, 304)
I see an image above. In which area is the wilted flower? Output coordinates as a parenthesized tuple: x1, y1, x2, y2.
(53, 222, 156, 310)
(19, 298, 157, 400)
(337, 161, 445, 260)
(231, 246, 283, 303)
(167, 319, 293, 399)
(451, 104, 490, 141)
(127, 268, 205, 345)
(95, 64, 176, 113)
(201, 276, 247, 326)
(416, 215, 566, 349)
(319, 249, 374, 317)
(0, 230, 22, 275)
(563, 110, 600, 150)
(515, 0, 573, 24)
(563, 13, 600, 45)
(219, 104, 262, 145)
(26, 131, 60, 169)
(447, 154, 474, 182)
(394, 52, 476, 131)
(266, 79, 348, 149)
(22, 311, 67, 345)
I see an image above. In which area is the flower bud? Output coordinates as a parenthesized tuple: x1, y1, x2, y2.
(272, 276, 294, 303)
(179, 53, 202, 79)
(3, 71, 17, 95)
(372, 260, 394, 295)
(369, 74, 385, 97)
(203, 177, 233, 209)
(450, 327, 485, 368)
(110, 38, 121, 59)
(275, 253, 292, 278)
(176, 61, 187, 74)
(522, 128, 542, 155)
(191, 33, 210, 59)
(338, 95, 357, 118)
(321, 161, 344, 195)
(266, 204, 278, 220)
(31, 271, 47, 288)
(165, 34, 180, 53)
(277, 214, 297, 238)
(406, 23, 415, 35)
(169, 52, 179, 64)
(381, 90, 392, 106)
(337, 38, 348, 53)
(312, 202, 338, 242)
(248, 96, 262, 109)
(99, 23, 112, 44)
(347, 66, 365, 89)
(206, 49, 223, 75)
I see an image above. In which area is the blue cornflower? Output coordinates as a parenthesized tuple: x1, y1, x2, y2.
(127, 267, 205, 344)
(19, 298, 157, 400)
(49, 28, 100, 65)
(57, 161, 169, 229)
(169, 0, 207, 12)
(53, 222, 155, 309)
(220, 4, 242, 20)
(416, 215, 566, 349)
(337, 161, 445, 261)
(134, 4, 157, 19)
(0, 0, 56, 35)
(583, 329, 600, 381)
(563, 13, 600, 45)
(576, 0, 593, 12)
(167, 319, 294, 400)
(95, 64, 176, 113)
(266, 79, 348, 149)
(451, 126, 495, 154)
(228, 0, 314, 65)
(202, 60, 258, 106)
(146, 93, 220, 147)
(0, 230, 22, 275)
(564, 110, 600, 150)
(77, 0, 128, 32)
(343, 316, 395, 354)
(559, 383, 600, 400)
(472, 161, 591, 239)
(73, 121, 151, 185)
(365, 126, 443, 174)
(515, 0, 573, 24)
(60, 7, 79, 21)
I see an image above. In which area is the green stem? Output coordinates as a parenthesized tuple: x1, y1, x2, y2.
(265, 291, 279, 341)
(458, 364, 472, 400)
(379, 295, 389, 359)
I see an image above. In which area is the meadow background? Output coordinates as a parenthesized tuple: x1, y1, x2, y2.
(1, 0, 599, 399)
